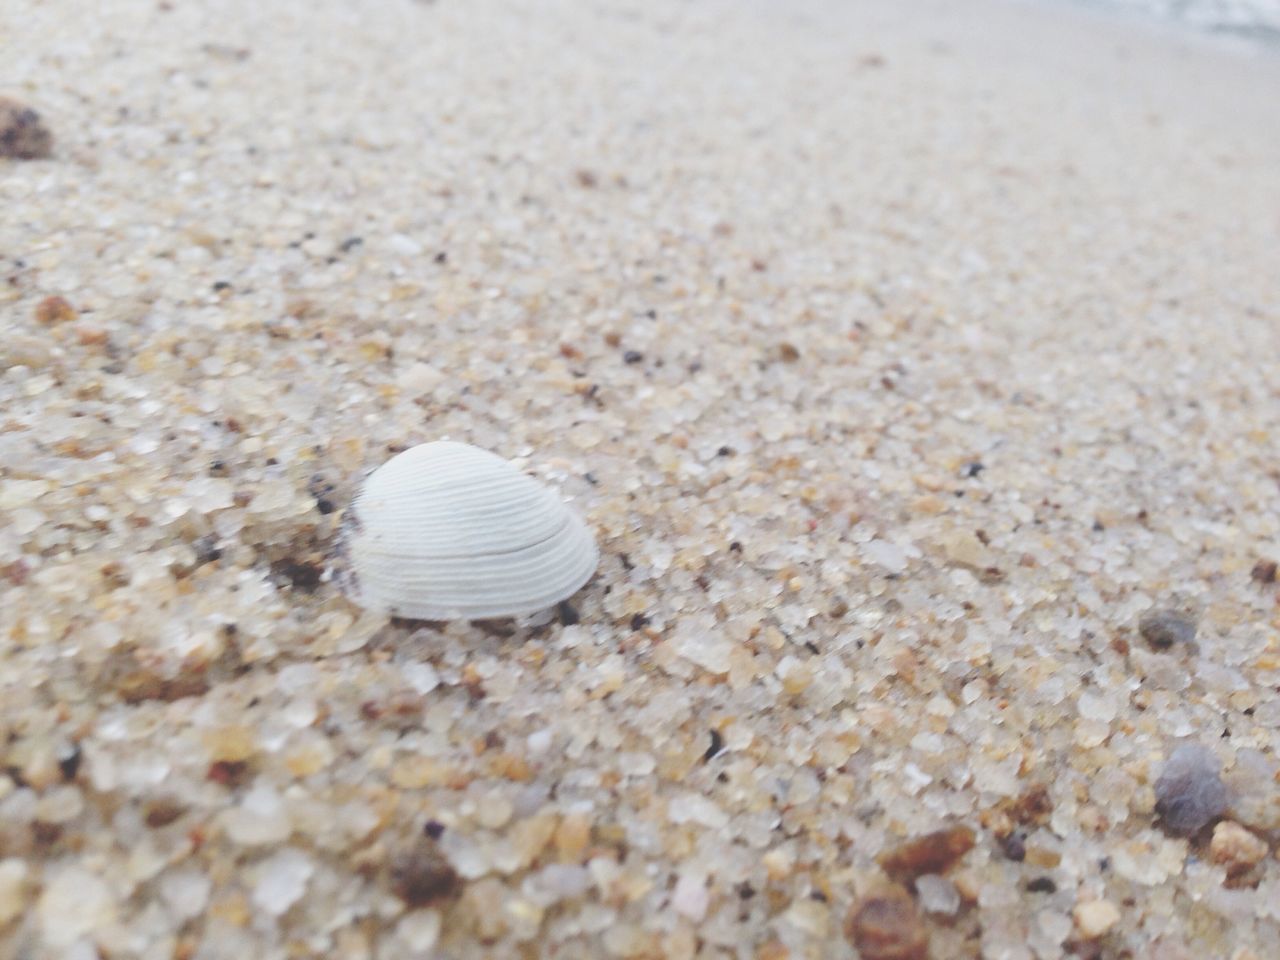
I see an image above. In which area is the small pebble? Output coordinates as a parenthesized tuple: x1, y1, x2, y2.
(913, 874, 960, 916)
(396, 910, 442, 952)
(999, 832, 1027, 862)
(1073, 899, 1121, 939)
(37, 867, 115, 949)
(389, 838, 460, 907)
(1208, 820, 1268, 883)
(143, 797, 188, 828)
(160, 869, 212, 921)
(252, 849, 314, 916)
(1153, 742, 1228, 836)
(877, 825, 975, 882)
(0, 97, 53, 159)
(34, 295, 77, 325)
(56, 744, 82, 781)
(843, 884, 928, 960)
(1250, 559, 1277, 585)
(0, 860, 28, 927)
(1138, 609, 1196, 649)
(671, 872, 709, 921)
(702, 728, 724, 762)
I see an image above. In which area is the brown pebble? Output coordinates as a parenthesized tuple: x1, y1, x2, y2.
(877, 825, 975, 882)
(777, 342, 801, 362)
(844, 884, 928, 960)
(76, 325, 109, 347)
(206, 760, 251, 787)
(0, 97, 53, 160)
(389, 838, 461, 907)
(1250, 560, 1277, 585)
(143, 797, 188, 828)
(31, 822, 63, 847)
(574, 168, 599, 188)
(285, 298, 314, 319)
(3, 560, 30, 586)
(1209, 820, 1269, 887)
(115, 669, 210, 704)
(1005, 782, 1054, 827)
(34, 295, 77, 325)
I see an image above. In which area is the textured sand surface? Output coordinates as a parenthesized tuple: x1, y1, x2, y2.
(2, 0, 1280, 957)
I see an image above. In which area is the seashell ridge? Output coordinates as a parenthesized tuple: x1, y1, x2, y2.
(337, 441, 598, 621)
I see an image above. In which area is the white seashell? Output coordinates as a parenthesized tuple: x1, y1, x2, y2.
(337, 441, 598, 620)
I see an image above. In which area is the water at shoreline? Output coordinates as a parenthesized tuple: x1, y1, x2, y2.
(1072, 0, 1280, 46)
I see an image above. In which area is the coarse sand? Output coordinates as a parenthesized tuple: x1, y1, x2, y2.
(2, 0, 1279, 957)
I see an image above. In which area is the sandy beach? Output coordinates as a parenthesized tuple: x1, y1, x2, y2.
(2, 0, 1280, 957)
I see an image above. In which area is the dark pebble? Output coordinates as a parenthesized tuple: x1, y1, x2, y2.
(703, 729, 724, 762)
(1153, 742, 1228, 836)
(272, 559, 323, 591)
(193, 535, 222, 567)
(1000, 832, 1027, 862)
(57, 744, 82, 781)
(207, 760, 251, 787)
(844, 884, 928, 960)
(1138, 610, 1196, 649)
(557, 600, 580, 626)
(1251, 560, 1277, 585)
(0, 97, 53, 160)
(389, 840, 460, 907)
(623, 350, 644, 365)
